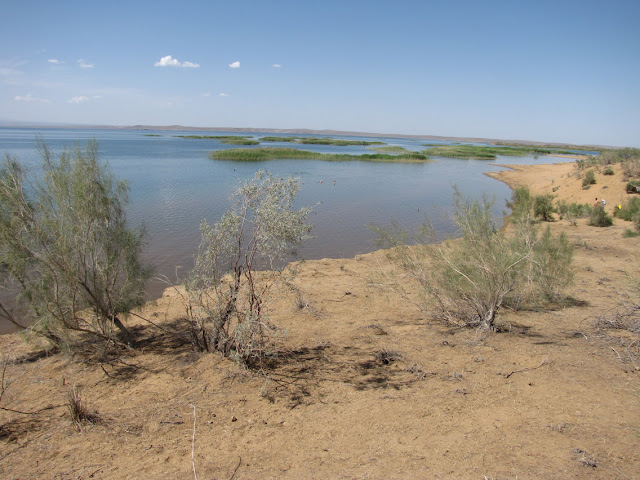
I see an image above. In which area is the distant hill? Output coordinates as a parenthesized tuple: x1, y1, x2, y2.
(0, 121, 614, 150)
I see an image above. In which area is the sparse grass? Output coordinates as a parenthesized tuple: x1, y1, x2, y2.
(209, 147, 430, 163)
(67, 384, 98, 429)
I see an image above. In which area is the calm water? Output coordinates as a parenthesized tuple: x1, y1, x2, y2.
(0, 127, 577, 332)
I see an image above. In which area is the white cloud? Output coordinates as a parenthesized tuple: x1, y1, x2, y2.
(272, 64, 281, 68)
(154, 55, 200, 68)
(218, 92, 229, 97)
(68, 96, 89, 104)
(77, 59, 94, 68)
(13, 93, 51, 103)
(229, 61, 240, 69)
(48, 58, 63, 64)
(202, 92, 211, 97)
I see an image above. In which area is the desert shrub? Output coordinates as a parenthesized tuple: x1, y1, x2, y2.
(626, 180, 640, 194)
(582, 170, 596, 188)
(614, 197, 640, 221)
(603, 167, 615, 175)
(185, 170, 312, 367)
(373, 188, 573, 330)
(0, 142, 151, 347)
(622, 159, 640, 180)
(506, 186, 535, 221)
(533, 194, 556, 222)
(556, 201, 593, 224)
(588, 205, 613, 227)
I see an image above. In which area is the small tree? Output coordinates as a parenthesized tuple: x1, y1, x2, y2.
(0, 142, 151, 347)
(185, 170, 312, 367)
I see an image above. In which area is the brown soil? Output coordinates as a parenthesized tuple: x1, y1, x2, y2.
(1, 161, 639, 479)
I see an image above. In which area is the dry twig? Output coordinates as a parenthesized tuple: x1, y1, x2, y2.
(505, 359, 549, 378)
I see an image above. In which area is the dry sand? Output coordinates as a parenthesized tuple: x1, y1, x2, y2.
(1, 160, 639, 479)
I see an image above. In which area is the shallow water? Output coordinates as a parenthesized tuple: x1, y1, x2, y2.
(0, 128, 576, 333)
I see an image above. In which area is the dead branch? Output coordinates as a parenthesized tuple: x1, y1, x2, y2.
(505, 359, 549, 378)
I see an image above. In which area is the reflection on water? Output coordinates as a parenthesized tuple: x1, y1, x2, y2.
(0, 128, 576, 333)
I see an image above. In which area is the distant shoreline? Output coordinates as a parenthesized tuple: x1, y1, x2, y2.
(0, 122, 615, 150)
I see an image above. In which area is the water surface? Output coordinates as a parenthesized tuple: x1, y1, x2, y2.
(0, 128, 577, 332)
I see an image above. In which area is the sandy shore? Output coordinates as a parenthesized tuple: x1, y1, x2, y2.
(1, 160, 639, 479)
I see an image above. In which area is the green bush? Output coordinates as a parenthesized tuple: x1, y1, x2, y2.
(588, 205, 613, 227)
(0, 142, 151, 347)
(603, 167, 615, 175)
(582, 170, 596, 188)
(614, 197, 640, 221)
(534, 194, 556, 222)
(506, 186, 534, 221)
(626, 180, 640, 194)
(556, 201, 593, 223)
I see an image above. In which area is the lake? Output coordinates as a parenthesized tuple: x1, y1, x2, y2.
(0, 127, 578, 332)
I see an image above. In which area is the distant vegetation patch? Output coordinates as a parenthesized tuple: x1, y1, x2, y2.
(209, 147, 429, 163)
(422, 144, 575, 160)
(367, 146, 413, 154)
(175, 135, 258, 145)
(259, 136, 385, 146)
(143, 134, 162, 137)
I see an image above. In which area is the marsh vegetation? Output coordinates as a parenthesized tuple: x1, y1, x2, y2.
(209, 147, 429, 163)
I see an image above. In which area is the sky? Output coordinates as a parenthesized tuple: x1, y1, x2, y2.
(1, 0, 639, 147)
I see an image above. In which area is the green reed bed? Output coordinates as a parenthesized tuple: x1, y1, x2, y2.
(422, 144, 575, 160)
(259, 136, 385, 146)
(209, 147, 429, 163)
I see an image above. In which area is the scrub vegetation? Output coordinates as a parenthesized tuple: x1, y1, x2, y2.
(183, 171, 313, 367)
(0, 142, 151, 349)
(372, 187, 573, 330)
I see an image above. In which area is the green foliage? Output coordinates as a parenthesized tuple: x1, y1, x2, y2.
(582, 169, 596, 188)
(614, 197, 640, 221)
(556, 201, 593, 224)
(603, 167, 615, 175)
(506, 186, 534, 221)
(506, 186, 555, 222)
(533, 194, 556, 222)
(185, 170, 313, 367)
(588, 205, 613, 227)
(209, 147, 429, 163)
(374, 188, 573, 330)
(0, 142, 151, 347)
(367, 146, 414, 154)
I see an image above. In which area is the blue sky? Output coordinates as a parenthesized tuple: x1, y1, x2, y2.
(1, 0, 639, 147)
